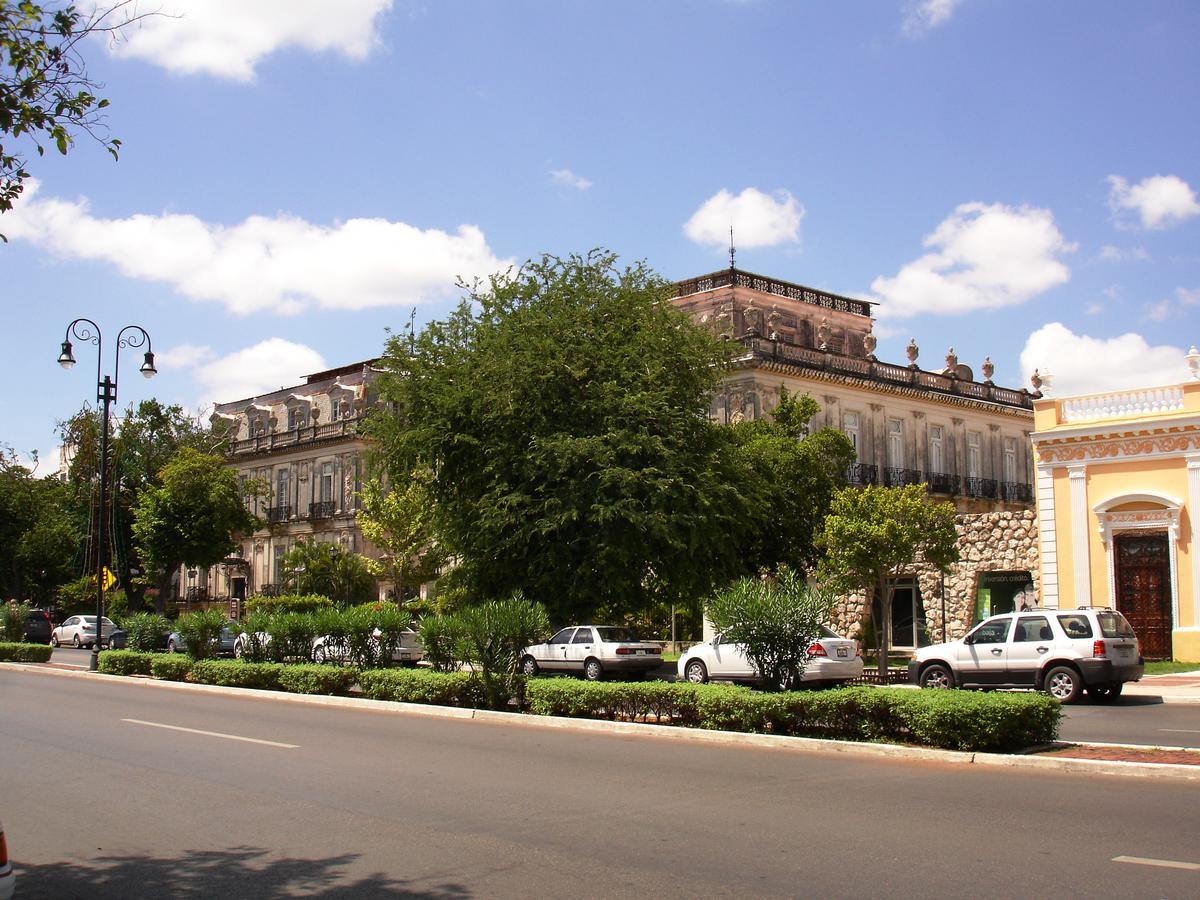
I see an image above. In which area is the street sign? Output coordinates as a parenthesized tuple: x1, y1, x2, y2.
(102, 567, 117, 591)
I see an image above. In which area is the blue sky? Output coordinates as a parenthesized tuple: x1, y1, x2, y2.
(5, 0, 1200, 469)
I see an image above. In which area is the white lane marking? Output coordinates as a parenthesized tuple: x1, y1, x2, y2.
(1113, 856, 1200, 872)
(121, 718, 299, 748)
(1159, 729, 1200, 734)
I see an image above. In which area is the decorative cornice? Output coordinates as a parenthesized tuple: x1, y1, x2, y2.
(1033, 431, 1200, 463)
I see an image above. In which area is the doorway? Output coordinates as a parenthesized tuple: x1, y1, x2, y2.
(1115, 532, 1173, 659)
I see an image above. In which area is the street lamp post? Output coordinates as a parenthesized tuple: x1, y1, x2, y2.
(58, 319, 157, 671)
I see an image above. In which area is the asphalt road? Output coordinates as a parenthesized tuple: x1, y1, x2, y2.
(47, 647, 1200, 748)
(3, 668, 1199, 898)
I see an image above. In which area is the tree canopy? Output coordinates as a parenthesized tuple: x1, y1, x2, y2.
(368, 250, 754, 625)
(280, 539, 377, 607)
(356, 468, 446, 605)
(817, 483, 959, 672)
(0, 446, 79, 603)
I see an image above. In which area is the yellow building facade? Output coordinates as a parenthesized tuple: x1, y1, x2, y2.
(1030, 372, 1200, 661)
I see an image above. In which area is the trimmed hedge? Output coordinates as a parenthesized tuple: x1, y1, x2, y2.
(150, 655, 194, 682)
(278, 664, 360, 696)
(358, 668, 488, 708)
(190, 659, 283, 691)
(0, 641, 53, 662)
(98, 650, 154, 676)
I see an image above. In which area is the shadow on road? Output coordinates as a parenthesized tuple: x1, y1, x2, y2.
(13, 846, 471, 899)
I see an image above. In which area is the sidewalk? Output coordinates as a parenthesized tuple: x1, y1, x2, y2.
(1122, 670, 1200, 704)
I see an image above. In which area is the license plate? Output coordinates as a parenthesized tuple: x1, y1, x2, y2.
(836, 647, 848, 658)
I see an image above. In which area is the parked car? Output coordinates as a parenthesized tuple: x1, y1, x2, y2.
(232, 630, 270, 659)
(167, 622, 239, 656)
(23, 608, 52, 644)
(908, 606, 1144, 703)
(521, 626, 663, 681)
(677, 627, 864, 687)
(107, 628, 128, 650)
(50, 615, 118, 649)
(0, 816, 14, 900)
(312, 628, 424, 666)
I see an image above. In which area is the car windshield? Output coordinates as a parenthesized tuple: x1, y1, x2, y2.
(594, 627, 641, 643)
(1096, 611, 1136, 638)
(81, 617, 115, 625)
(819, 626, 840, 639)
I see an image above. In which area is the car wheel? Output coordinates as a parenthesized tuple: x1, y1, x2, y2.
(684, 659, 709, 684)
(72, 634, 82, 648)
(919, 663, 954, 690)
(1087, 681, 1123, 703)
(233, 640, 244, 659)
(50, 634, 59, 647)
(521, 656, 539, 677)
(1044, 666, 1083, 703)
(167, 639, 179, 654)
(583, 658, 603, 682)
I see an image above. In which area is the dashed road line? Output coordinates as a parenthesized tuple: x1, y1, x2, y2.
(121, 718, 299, 748)
(1112, 856, 1200, 872)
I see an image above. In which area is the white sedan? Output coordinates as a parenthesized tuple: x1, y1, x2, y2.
(49, 615, 118, 649)
(521, 626, 664, 681)
(677, 627, 863, 687)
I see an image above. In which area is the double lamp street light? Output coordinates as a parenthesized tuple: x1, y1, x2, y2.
(58, 319, 157, 671)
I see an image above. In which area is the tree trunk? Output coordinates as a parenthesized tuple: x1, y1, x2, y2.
(876, 575, 891, 678)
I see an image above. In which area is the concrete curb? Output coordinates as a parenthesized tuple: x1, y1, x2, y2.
(5, 662, 1199, 780)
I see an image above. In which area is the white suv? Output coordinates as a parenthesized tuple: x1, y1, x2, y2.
(908, 607, 1143, 703)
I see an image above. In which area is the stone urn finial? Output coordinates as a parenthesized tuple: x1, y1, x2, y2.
(906, 337, 919, 367)
(863, 331, 877, 359)
(945, 346, 958, 371)
(816, 317, 832, 351)
(1187, 345, 1200, 381)
(767, 304, 782, 332)
(310, 406, 321, 423)
(1030, 369, 1043, 392)
(981, 356, 995, 382)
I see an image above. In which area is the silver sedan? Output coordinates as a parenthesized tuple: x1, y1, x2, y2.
(677, 627, 864, 687)
(49, 615, 117, 649)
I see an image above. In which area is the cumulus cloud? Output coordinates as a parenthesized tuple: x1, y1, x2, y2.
(870, 202, 1075, 318)
(167, 338, 329, 406)
(105, 0, 393, 81)
(684, 187, 804, 250)
(549, 168, 592, 191)
(1021, 323, 1189, 395)
(5, 182, 511, 316)
(902, 0, 962, 36)
(1107, 174, 1200, 230)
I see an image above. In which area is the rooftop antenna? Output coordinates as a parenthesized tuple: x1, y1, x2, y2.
(729, 225, 736, 270)
(406, 307, 417, 354)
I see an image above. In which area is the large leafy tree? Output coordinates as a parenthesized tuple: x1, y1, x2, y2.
(280, 539, 377, 607)
(131, 448, 260, 613)
(59, 399, 227, 609)
(368, 250, 752, 625)
(1, 1, 141, 235)
(0, 446, 79, 603)
(817, 483, 959, 675)
(356, 469, 446, 605)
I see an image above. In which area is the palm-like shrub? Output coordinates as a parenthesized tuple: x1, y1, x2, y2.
(174, 609, 229, 660)
(1, 600, 30, 642)
(418, 614, 465, 673)
(454, 593, 550, 709)
(706, 568, 830, 692)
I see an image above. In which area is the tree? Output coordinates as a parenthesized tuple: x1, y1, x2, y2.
(368, 250, 751, 624)
(131, 448, 260, 613)
(280, 539, 377, 607)
(0, 446, 80, 603)
(1, 1, 143, 236)
(817, 484, 959, 675)
(356, 469, 446, 604)
(706, 568, 834, 691)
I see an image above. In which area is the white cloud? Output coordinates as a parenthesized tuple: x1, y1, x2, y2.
(549, 168, 593, 191)
(1107, 174, 1200, 230)
(16, 445, 64, 478)
(1097, 244, 1150, 262)
(1021, 323, 1189, 395)
(1085, 302, 1104, 316)
(1177, 286, 1200, 307)
(6, 182, 511, 316)
(1144, 300, 1172, 323)
(172, 338, 329, 406)
(870, 202, 1075, 318)
(105, 0, 393, 81)
(902, 0, 962, 36)
(684, 187, 804, 250)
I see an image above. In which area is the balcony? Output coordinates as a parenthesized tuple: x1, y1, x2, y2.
(845, 463, 877, 486)
(309, 500, 336, 519)
(925, 471, 958, 494)
(883, 467, 923, 487)
(1001, 481, 1032, 502)
(963, 477, 998, 499)
(266, 505, 292, 523)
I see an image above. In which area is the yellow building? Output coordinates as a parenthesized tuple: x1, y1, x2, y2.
(1030, 363, 1200, 661)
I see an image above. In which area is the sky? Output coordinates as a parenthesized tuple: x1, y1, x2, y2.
(5, 0, 1200, 471)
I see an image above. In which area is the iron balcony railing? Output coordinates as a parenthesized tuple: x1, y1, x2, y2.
(964, 477, 998, 499)
(266, 505, 292, 523)
(308, 500, 336, 519)
(229, 415, 363, 455)
(884, 467, 923, 487)
(845, 463, 878, 486)
(925, 471, 959, 494)
(1001, 481, 1033, 502)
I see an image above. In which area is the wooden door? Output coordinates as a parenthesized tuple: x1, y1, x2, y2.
(1115, 533, 1173, 659)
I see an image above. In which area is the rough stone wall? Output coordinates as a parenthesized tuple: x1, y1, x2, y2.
(829, 509, 1040, 645)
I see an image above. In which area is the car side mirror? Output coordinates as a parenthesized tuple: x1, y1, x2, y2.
(963, 634, 975, 645)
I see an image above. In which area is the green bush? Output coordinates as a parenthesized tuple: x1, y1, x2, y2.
(0, 641, 53, 662)
(265, 611, 319, 663)
(174, 609, 229, 660)
(97, 650, 154, 676)
(190, 659, 283, 691)
(245, 593, 333, 615)
(417, 614, 464, 673)
(278, 664, 360, 696)
(122, 612, 171, 652)
(454, 593, 550, 710)
(150, 655, 194, 681)
(358, 668, 486, 708)
(1, 600, 31, 641)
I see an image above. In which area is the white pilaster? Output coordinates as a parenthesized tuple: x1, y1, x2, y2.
(1036, 462, 1059, 608)
(1188, 454, 1200, 626)
(1068, 464, 1090, 606)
